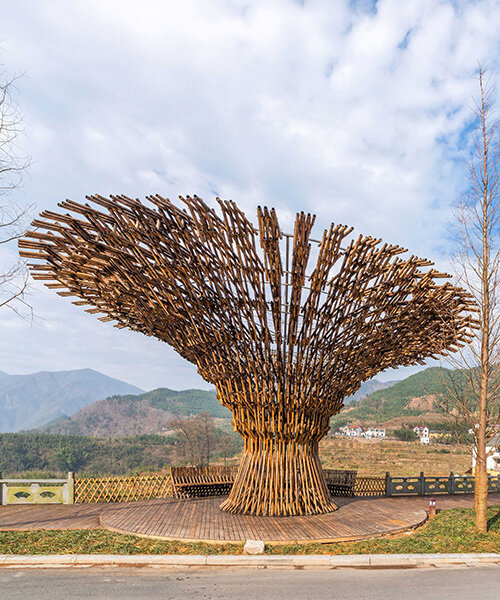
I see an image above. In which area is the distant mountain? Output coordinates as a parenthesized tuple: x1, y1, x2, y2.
(344, 378, 398, 404)
(42, 378, 401, 438)
(0, 369, 143, 432)
(332, 367, 450, 428)
(40, 387, 230, 437)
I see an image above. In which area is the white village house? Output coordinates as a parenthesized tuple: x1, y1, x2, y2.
(413, 425, 430, 444)
(339, 425, 363, 437)
(471, 433, 500, 473)
(337, 425, 386, 439)
(363, 427, 386, 439)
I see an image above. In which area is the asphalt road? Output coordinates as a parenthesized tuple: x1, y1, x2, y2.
(0, 567, 499, 600)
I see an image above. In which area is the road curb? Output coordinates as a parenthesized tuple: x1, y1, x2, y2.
(0, 553, 498, 569)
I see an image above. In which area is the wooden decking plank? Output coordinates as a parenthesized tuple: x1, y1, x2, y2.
(3, 493, 500, 543)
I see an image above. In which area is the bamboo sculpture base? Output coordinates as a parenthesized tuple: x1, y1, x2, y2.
(19, 194, 477, 518)
(220, 438, 337, 516)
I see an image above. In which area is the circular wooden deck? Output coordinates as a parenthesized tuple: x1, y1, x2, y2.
(100, 495, 428, 544)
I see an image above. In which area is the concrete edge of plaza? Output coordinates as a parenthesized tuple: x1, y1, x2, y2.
(0, 553, 498, 569)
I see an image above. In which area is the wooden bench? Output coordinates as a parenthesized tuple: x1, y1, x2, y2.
(171, 466, 357, 499)
(170, 466, 238, 498)
(323, 469, 357, 497)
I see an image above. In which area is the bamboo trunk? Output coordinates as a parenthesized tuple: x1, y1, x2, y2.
(220, 437, 337, 516)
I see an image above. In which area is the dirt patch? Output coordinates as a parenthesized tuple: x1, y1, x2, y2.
(408, 395, 436, 411)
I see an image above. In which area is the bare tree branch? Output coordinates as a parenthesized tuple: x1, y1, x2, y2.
(0, 64, 32, 316)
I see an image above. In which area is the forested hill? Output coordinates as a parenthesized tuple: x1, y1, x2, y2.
(0, 368, 143, 432)
(40, 388, 230, 437)
(332, 367, 455, 428)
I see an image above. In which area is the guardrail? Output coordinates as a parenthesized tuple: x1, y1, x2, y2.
(0, 471, 74, 505)
(385, 471, 500, 496)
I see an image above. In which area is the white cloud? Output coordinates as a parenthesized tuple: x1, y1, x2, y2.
(1, 0, 499, 388)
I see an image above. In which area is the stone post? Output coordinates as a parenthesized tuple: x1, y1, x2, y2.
(67, 471, 75, 504)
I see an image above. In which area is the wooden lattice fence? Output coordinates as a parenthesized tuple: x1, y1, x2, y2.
(353, 476, 386, 497)
(74, 474, 172, 503)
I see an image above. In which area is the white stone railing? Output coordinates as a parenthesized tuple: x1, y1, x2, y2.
(0, 471, 74, 505)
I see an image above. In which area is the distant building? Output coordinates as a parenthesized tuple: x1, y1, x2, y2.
(413, 426, 429, 436)
(413, 426, 430, 444)
(472, 433, 500, 473)
(363, 427, 386, 439)
(339, 425, 363, 437)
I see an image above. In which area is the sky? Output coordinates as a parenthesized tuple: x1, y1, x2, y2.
(0, 0, 499, 390)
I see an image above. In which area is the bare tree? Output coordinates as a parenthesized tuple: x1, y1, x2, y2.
(0, 67, 31, 316)
(198, 412, 214, 466)
(168, 413, 219, 467)
(438, 66, 500, 533)
(169, 416, 198, 465)
(167, 413, 240, 467)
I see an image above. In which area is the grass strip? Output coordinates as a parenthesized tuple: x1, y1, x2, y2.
(0, 506, 499, 555)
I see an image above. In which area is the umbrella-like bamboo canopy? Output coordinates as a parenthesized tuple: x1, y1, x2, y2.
(19, 195, 477, 516)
